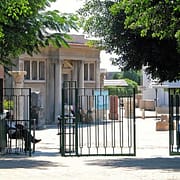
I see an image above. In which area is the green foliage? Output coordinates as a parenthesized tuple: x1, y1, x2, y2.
(85, 40, 103, 49)
(122, 70, 141, 85)
(0, 0, 78, 67)
(125, 78, 138, 93)
(78, 0, 180, 82)
(3, 100, 14, 110)
(112, 72, 123, 80)
(111, 0, 180, 47)
(113, 70, 141, 85)
(105, 78, 138, 96)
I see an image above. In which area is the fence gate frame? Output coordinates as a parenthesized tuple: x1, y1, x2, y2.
(0, 88, 32, 156)
(169, 88, 180, 155)
(59, 81, 136, 156)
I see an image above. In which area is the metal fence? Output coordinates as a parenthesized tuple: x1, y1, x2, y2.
(0, 88, 33, 156)
(59, 82, 136, 156)
(169, 88, 180, 155)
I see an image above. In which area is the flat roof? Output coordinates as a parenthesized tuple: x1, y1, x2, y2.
(104, 79, 128, 87)
(151, 81, 180, 88)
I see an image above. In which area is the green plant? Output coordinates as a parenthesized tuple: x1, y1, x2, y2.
(3, 100, 14, 110)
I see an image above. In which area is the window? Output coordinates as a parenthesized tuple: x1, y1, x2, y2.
(84, 64, 88, 81)
(84, 63, 95, 81)
(24, 61, 30, 80)
(39, 62, 45, 80)
(24, 60, 45, 81)
(32, 61, 37, 80)
(90, 63, 95, 80)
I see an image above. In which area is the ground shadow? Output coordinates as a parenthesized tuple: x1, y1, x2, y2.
(33, 151, 60, 157)
(85, 157, 180, 171)
(0, 151, 65, 169)
(0, 158, 63, 169)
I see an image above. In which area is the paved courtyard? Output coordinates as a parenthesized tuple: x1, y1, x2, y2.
(0, 117, 180, 180)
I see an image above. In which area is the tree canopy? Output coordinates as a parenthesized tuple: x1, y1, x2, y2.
(78, 0, 180, 82)
(111, 0, 180, 51)
(0, 0, 78, 66)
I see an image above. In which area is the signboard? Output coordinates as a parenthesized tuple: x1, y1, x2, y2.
(94, 90, 109, 110)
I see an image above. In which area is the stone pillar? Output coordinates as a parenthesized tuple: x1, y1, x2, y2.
(8, 71, 26, 121)
(95, 60, 100, 88)
(124, 98, 134, 118)
(79, 60, 84, 88)
(55, 59, 62, 118)
(72, 61, 77, 82)
(78, 60, 85, 109)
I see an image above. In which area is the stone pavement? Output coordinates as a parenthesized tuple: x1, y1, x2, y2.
(0, 117, 180, 180)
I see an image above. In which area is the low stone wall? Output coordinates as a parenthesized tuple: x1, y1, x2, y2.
(156, 114, 176, 131)
(135, 94, 142, 108)
(156, 106, 169, 114)
(156, 115, 169, 131)
(139, 99, 155, 111)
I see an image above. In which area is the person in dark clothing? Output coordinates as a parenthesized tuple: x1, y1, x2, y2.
(5, 112, 41, 151)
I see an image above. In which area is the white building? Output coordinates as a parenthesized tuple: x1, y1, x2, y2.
(142, 66, 180, 113)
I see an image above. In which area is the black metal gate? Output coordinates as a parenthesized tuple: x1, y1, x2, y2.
(0, 88, 32, 156)
(59, 81, 136, 156)
(169, 88, 180, 155)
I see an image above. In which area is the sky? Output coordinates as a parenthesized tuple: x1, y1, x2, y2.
(49, 0, 120, 72)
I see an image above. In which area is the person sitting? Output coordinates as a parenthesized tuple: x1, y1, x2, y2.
(5, 112, 41, 151)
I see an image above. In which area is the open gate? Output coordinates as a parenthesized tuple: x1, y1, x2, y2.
(59, 81, 136, 156)
(169, 88, 180, 155)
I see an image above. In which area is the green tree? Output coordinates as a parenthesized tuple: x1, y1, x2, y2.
(123, 70, 141, 85)
(78, 0, 180, 82)
(112, 72, 123, 80)
(0, 0, 78, 66)
(112, 70, 141, 85)
(111, 0, 180, 51)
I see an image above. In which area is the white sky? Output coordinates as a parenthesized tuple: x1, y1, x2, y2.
(49, 0, 120, 72)
(49, 0, 84, 13)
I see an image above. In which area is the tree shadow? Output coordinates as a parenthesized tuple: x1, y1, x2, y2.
(85, 157, 180, 172)
(0, 158, 64, 169)
(0, 151, 66, 169)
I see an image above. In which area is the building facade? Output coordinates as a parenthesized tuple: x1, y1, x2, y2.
(6, 35, 101, 127)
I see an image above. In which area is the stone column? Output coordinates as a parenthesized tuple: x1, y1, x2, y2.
(79, 60, 84, 89)
(95, 60, 100, 88)
(55, 59, 62, 118)
(72, 61, 77, 82)
(8, 71, 27, 121)
(78, 60, 85, 109)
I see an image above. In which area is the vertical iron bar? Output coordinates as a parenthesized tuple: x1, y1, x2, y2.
(61, 88, 65, 156)
(133, 88, 136, 156)
(75, 87, 79, 156)
(176, 94, 179, 150)
(29, 88, 32, 157)
(169, 88, 173, 155)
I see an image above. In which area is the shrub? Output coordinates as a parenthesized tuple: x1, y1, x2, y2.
(3, 100, 14, 110)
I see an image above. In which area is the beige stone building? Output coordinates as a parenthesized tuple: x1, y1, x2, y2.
(7, 34, 101, 127)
